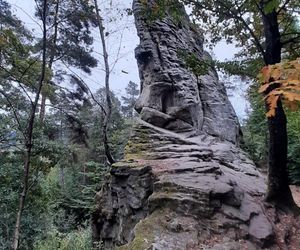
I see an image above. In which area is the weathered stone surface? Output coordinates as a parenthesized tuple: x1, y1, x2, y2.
(92, 165, 154, 249)
(249, 214, 275, 247)
(92, 120, 275, 249)
(91, 1, 276, 249)
(133, 0, 240, 144)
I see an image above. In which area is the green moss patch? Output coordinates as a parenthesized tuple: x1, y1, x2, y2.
(117, 209, 167, 250)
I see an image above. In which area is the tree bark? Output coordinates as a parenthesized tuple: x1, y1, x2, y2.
(265, 100, 295, 206)
(11, 1, 48, 248)
(39, 0, 60, 123)
(94, 0, 115, 165)
(11, 148, 31, 250)
(39, 94, 46, 122)
(261, 4, 296, 208)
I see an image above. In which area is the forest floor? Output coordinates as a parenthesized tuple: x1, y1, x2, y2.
(265, 185, 300, 250)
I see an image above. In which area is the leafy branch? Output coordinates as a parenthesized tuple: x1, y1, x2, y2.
(258, 58, 300, 117)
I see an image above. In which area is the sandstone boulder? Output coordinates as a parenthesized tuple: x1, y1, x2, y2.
(92, 1, 276, 249)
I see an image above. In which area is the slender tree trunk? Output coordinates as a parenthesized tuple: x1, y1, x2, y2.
(82, 164, 87, 186)
(11, 148, 31, 250)
(39, 94, 46, 122)
(12, 1, 48, 248)
(39, 0, 60, 123)
(59, 108, 65, 188)
(261, 6, 296, 208)
(94, 0, 115, 165)
(60, 166, 65, 188)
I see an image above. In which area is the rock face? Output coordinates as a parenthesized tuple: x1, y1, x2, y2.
(92, 1, 275, 249)
(92, 120, 274, 249)
(133, 0, 240, 144)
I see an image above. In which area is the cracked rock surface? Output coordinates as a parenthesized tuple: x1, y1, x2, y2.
(92, 120, 275, 249)
(133, 0, 240, 144)
(91, 0, 275, 249)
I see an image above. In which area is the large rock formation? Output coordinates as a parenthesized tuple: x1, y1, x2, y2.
(133, 0, 240, 144)
(92, 1, 276, 249)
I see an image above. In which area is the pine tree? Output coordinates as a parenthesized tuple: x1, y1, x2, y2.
(34, 0, 98, 123)
(121, 81, 139, 118)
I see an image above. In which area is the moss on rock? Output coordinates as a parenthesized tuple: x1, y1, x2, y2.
(117, 209, 167, 250)
(123, 126, 153, 161)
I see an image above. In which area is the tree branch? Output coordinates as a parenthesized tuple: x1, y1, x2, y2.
(217, 0, 266, 60)
(281, 34, 300, 45)
(94, 0, 115, 165)
(277, 0, 291, 14)
(60, 60, 107, 116)
(189, 0, 266, 59)
(0, 89, 26, 140)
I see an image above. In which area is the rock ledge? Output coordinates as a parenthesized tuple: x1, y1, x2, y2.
(92, 120, 274, 249)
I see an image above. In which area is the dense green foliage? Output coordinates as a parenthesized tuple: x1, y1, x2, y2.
(1, 0, 300, 248)
(287, 111, 300, 184)
(0, 78, 136, 249)
(0, 0, 138, 248)
(242, 87, 300, 185)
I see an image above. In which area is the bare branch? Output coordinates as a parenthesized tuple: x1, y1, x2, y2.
(110, 28, 125, 73)
(60, 60, 107, 115)
(10, 3, 43, 31)
(277, 0, 291, 14)
(0, 89, 26, 140)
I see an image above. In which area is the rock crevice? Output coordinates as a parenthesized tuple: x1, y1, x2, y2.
(92, 165, 155, 249)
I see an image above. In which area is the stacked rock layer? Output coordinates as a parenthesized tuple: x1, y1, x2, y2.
(92, 1, 275, 249)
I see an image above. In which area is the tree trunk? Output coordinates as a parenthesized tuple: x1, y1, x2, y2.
(265, 100, 295, 206)
(94, 0, 115, 165)
(60, 166, 65, 188)
(261, 5, 296, 208)
(39, 94, 46, 122)
(11, 1, 48, 248)
(59, 108, 65, 188)
(11, 148, 31, 250)
(39, 0, 60, 124)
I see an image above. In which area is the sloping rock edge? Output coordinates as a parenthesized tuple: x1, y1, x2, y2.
(92, 120, 277, 250)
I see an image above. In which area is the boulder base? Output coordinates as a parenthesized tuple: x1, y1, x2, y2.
(92, 120, 274, 249)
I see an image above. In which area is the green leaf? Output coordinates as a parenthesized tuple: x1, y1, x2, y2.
(264, 0, 280, 13)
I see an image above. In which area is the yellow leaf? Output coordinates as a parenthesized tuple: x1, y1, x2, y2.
(258, 58, 300, 116)
(261, 66, 271, 83)
(284, 100, 298, 111)
(283, 92, 300, 102)
(270, 67, 281, 81)
(266, 95, 279, 117)
(258, 83, 270, 93)
(266, 108, 276, 117)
